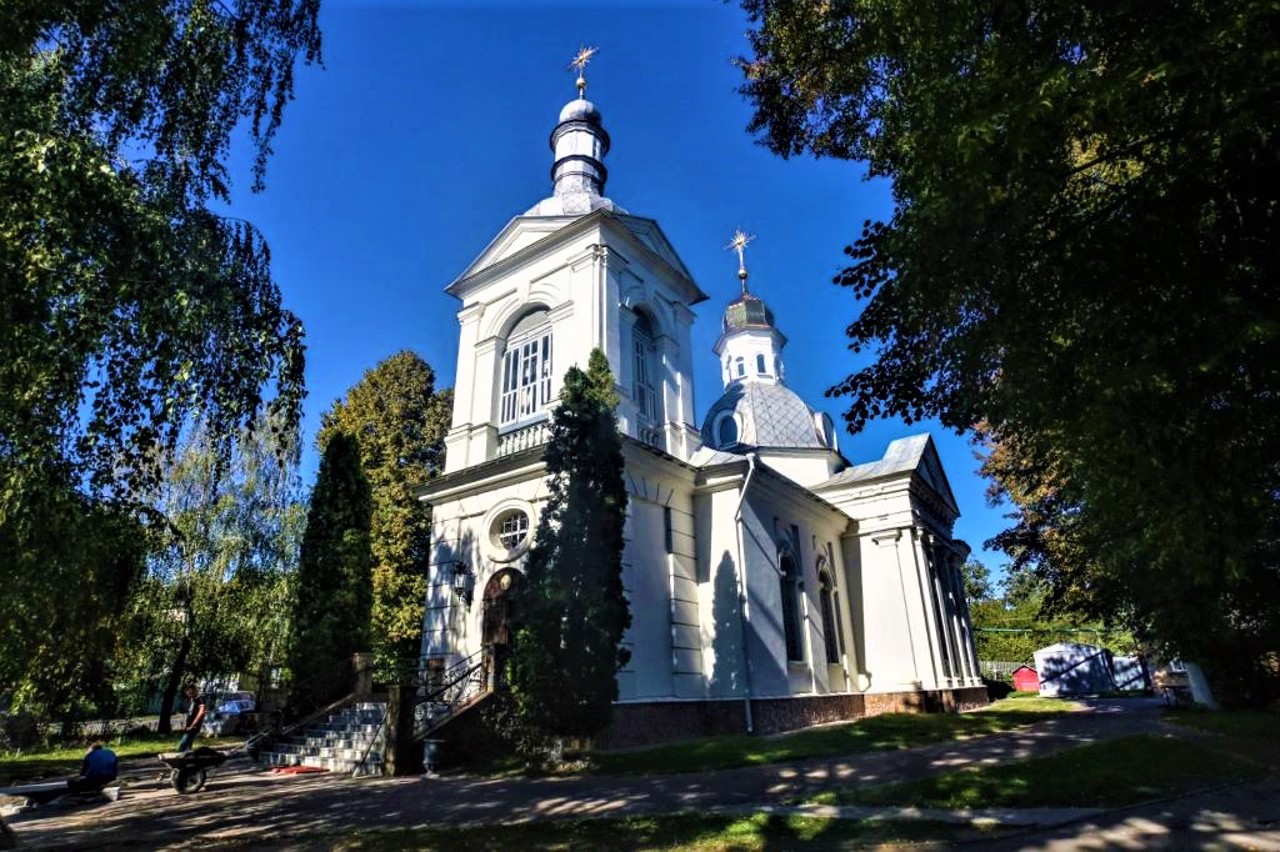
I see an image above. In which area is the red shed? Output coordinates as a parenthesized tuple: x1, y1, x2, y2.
(1012, 665, 1040, 692)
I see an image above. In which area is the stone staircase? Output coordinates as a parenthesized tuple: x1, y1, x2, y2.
(259, 700, 387, 776)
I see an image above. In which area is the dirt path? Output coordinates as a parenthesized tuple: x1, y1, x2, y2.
(6, 699, 1164, 850)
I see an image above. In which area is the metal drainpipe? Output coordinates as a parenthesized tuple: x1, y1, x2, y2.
(733, 452, 759, 733)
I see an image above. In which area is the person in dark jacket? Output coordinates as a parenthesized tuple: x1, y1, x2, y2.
(176, 683, 206, 753)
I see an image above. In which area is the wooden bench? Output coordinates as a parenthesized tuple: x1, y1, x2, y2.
(0, 781, 120, 808)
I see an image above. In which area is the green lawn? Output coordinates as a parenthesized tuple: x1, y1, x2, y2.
(1165, 709, 1280, 746)
(306, 813, 992, 851)
(0, 732, 241, 786)
(1163, 708, 1280, 768)
(813, 734, 1265, 810)
(587, 693, 1079, 776)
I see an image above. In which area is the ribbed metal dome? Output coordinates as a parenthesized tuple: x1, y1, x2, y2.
(700, 382, 828, 450)
(722, 293, 775, 335)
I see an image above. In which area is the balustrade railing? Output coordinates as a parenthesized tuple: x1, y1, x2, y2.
(497, 419, 551, 457)
(638, 422, 665, 451)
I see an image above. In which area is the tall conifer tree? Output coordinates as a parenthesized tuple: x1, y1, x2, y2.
(289, 432, 373, 711)
(318, 351, 451, 676)
(509, 349, 631, 748)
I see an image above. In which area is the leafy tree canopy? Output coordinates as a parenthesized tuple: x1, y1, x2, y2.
(119, 414, 303, 729)
(2, 0, 318, 718)
(1, 0, 318, 499)
(0, 484, 148, 725)
(740, 0, 1279, 703)
(969, 566, 1136, 667)
(318, 351, 452, 672)
(510, 349, 631, 747)
(961, 559, 993, 603)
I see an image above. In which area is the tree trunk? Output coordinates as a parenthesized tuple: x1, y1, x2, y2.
(157, 633, 192, 735)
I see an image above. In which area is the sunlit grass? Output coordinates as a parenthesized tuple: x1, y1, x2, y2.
(819, 734, 1264, 810)
(586, 694, 1082, 776)
(0, 732, 241, 785)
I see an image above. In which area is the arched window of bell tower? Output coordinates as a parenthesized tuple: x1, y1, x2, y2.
(632, 312, 660, 423)
(499, 307, 553, 428)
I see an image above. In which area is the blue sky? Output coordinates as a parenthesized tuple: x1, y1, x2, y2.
(219, 0, 1011, 575)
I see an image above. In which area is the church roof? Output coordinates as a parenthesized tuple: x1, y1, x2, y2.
(819, 434, 932, 484)
(815, 434, 958, 514)
(687, 447, 749, 467)
(700, 381, 829, 451)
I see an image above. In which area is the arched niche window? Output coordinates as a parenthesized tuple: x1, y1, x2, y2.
(779, 552, 804, 663)
(818, 567, 842, 665)
(756, 353, 767, 375)
(632, 313, 659, 422)
(715, 412, 738, 447)
(500, 308, 553, 427)
(735, 356, 745, 378)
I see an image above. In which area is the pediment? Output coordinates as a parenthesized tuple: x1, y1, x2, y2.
(816, 433, 959, 518)
(913, 437, 959, 516)
(613, 215, 695, 284)
(451, 216, 577, 288)
(446, 210, 707, 306)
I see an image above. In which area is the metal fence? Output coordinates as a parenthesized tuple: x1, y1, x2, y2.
(979, 660, 1029, 679)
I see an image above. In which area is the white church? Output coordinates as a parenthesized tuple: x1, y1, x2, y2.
(418, 69, 986, 747)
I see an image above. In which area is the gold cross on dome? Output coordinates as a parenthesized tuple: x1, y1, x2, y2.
(569, 45, 598, 96)
(725, 228, 756, 289)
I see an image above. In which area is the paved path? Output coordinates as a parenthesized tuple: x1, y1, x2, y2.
(5, 699, 1172, 849)
(980, 776, 1280, 851)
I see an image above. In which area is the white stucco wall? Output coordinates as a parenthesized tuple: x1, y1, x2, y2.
(444, 216, 703, 474)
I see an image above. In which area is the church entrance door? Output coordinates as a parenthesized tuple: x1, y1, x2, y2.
(481, 568, 521, 648)
(482, 569, 521, 691)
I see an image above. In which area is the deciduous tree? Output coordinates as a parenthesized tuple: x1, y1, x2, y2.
(961, 560, 993, 604)
(119, 415, 303, 732)
(739, 0, 1280, 703)
(0, 483, 148, 728)
(509, 350, 631, 752)
(2, 0, 318, 703)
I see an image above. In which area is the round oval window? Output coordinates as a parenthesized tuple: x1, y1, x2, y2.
(491, 509, 530, 552)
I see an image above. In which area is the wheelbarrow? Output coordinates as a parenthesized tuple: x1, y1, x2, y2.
(157, 747, 230, 794)
(156, 727, 276, 795)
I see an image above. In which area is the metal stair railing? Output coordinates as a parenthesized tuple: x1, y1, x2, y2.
(411, 649, 489, 740)
(245, 655, 375, 761)
(349, 702, 390, 777)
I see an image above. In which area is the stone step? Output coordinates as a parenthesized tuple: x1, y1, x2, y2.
(264, 743, 380, 762)
(261, 752, 383, 776)
(308, 724, 383, 737)
(331, 705, 385, 717)
(293, 731, 381, 741)
(271, 737, 382, 757)
(317, 716, 381, 731)
(322, 711, 381, 721)
(259, 698, 388, 776)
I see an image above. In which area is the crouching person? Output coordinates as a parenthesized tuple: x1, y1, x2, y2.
(67, 743, 118, 794)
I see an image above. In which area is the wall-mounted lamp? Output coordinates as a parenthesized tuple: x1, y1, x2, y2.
(448, 560, 471, 603)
